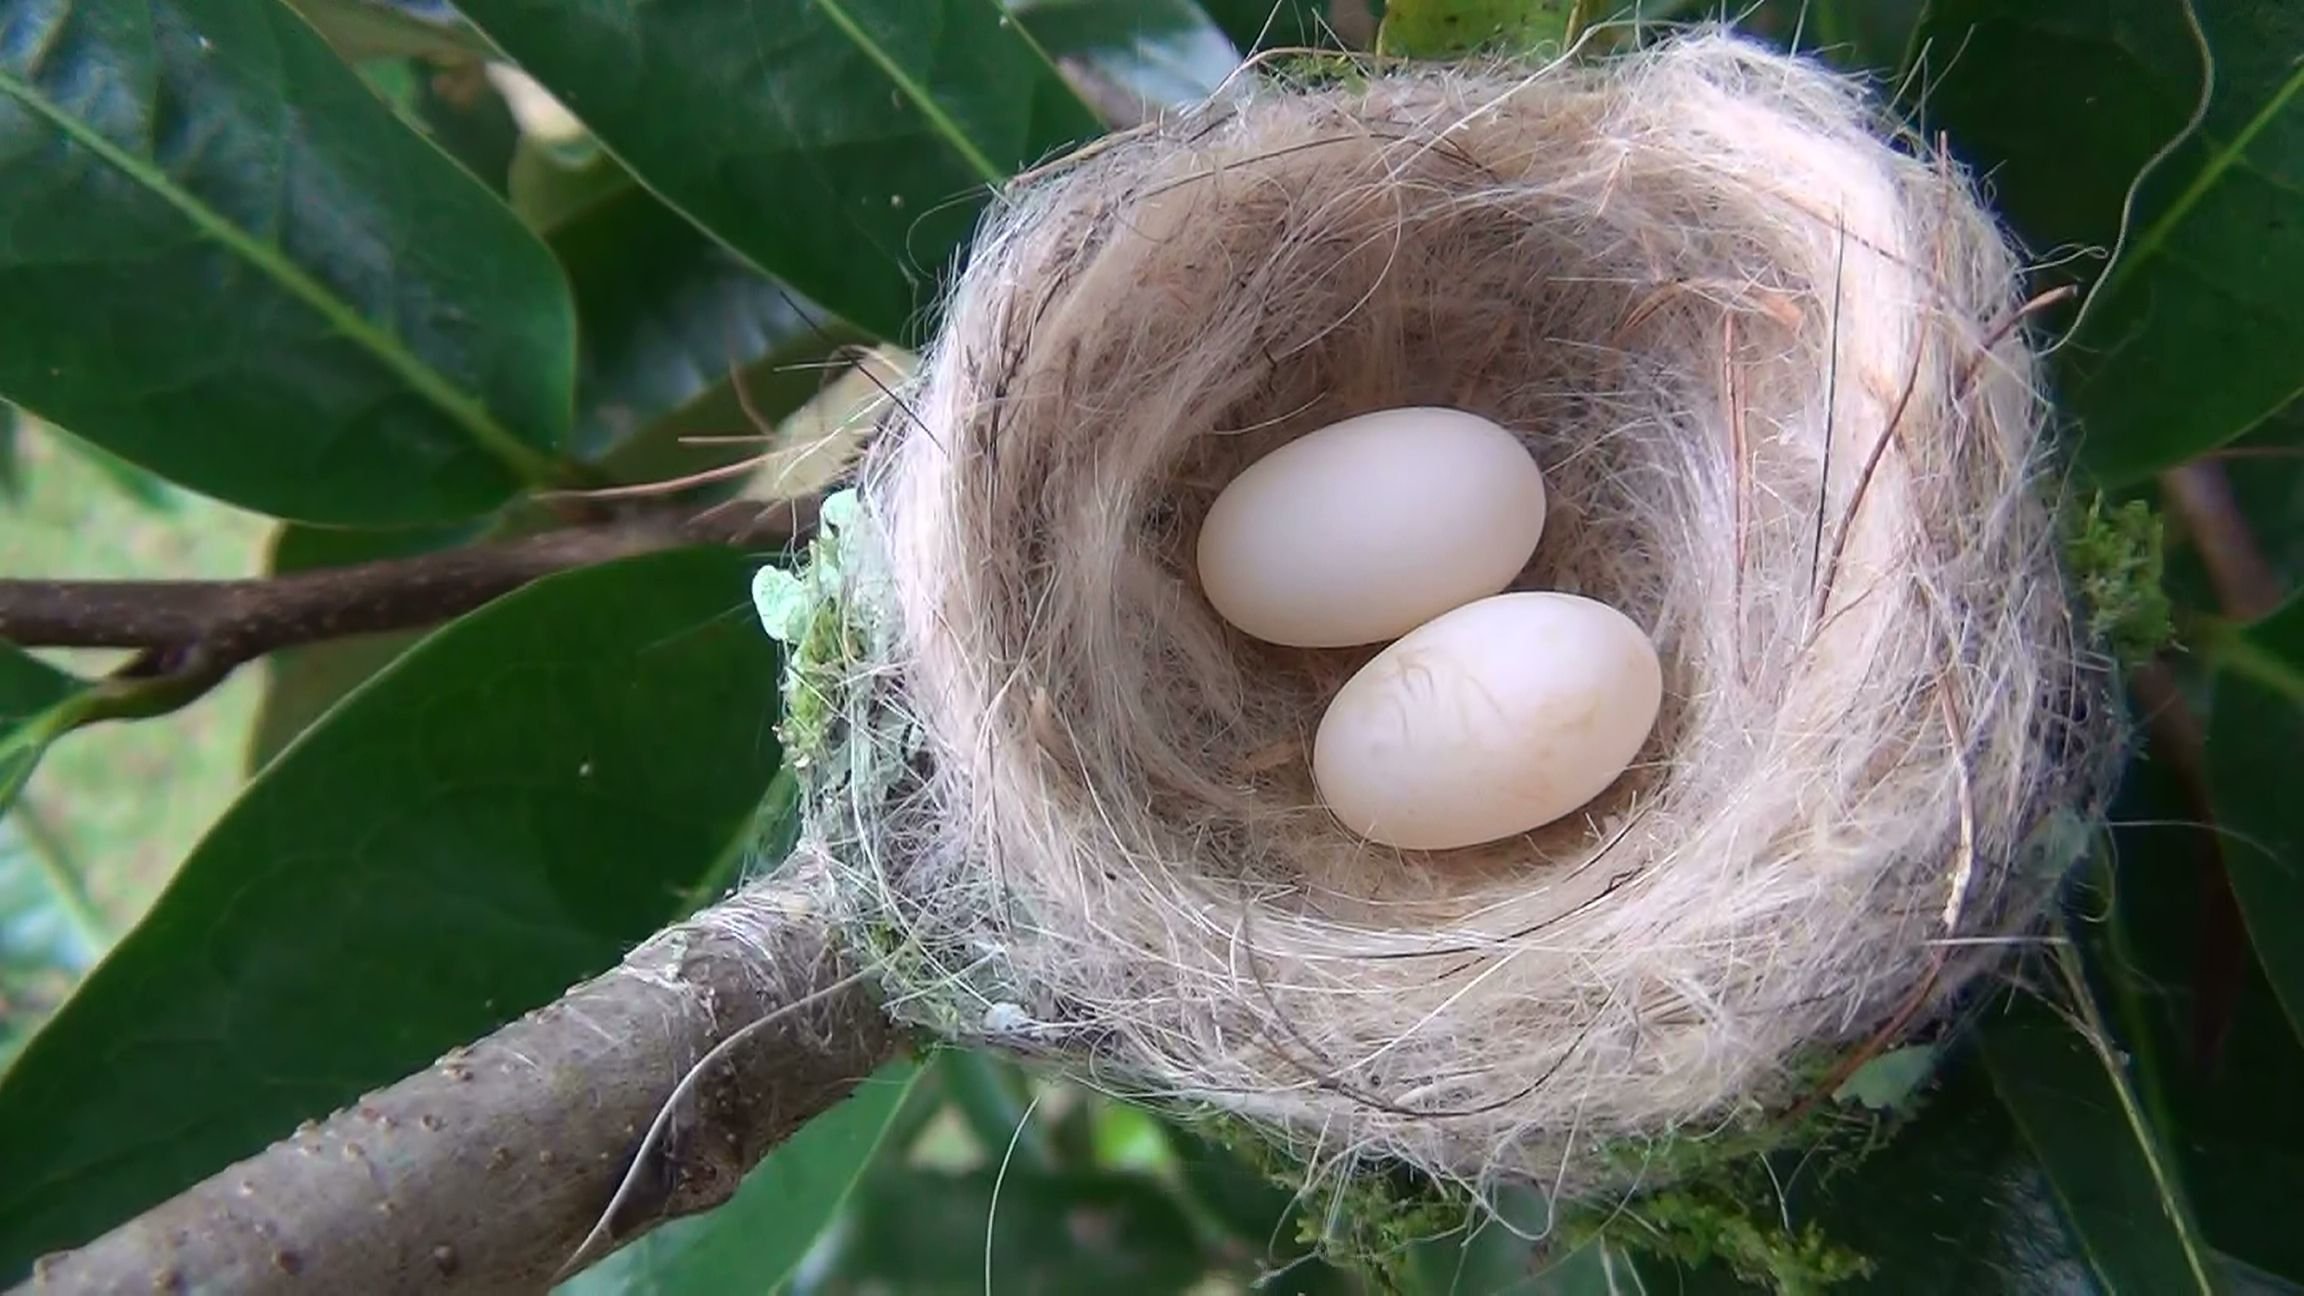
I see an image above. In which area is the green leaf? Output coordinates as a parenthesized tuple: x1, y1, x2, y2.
(1163, 1126, 1356, 1294)
(2207, 594, 2304, 1043)
(1407, 1184, 1553, 1295)
(2092, 709, 2304, 1287)
(2228, 1252, 2304, 1295)
(1724, 0, 1925, 76)
(1832, 1044, 1938, 1112)
(1010, 0, 1243, 115)
(829, 1166, 1209, 1293)
(2135, 926, 2304, 1288)
(0, 0, 575, 524)
(0, 645, 92, 819)
(938, 1047, 1053, 1172)
(548, 185, 866, 479)
(450, 0, 1103, 345)
(1197, 0, 1348, 51)
(1980, 986, 2215, 1294)
(558, 1061, 927, 1295)
(1913, 0, 2304, 484)
(510, 137, 633, 233)
(242, 519, 487, 771)
(1622, 1051, 2100, 1294)
(1377, 0, 1574, 57)
(277, 0, 487, 62)
(1811, 1051, 2121, 1295)
(0, 814, 101, 1070)
(0, 403, 23, 501)
(0, 548, 785, 1277)
(47, 427, 180, 515)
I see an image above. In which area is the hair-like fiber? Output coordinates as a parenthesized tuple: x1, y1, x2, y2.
(793, 32, 2118, 1200)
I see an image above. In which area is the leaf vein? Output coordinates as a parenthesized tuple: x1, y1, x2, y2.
(0, 61, 560, 487)
(807, 0, 1007, 188)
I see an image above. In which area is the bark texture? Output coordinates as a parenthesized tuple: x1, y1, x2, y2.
(15, 862, 896, 1295)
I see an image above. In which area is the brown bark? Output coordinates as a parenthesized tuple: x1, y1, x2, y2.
(15, 861, 896, 1296)
(0, 500, 812, 659)
(2161, 460, 2284, 621)
(0, 497, 814, 727)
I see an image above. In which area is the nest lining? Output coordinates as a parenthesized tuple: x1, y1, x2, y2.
(793, 33, 2114, 1196)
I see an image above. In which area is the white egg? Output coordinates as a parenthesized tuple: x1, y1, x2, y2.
(1196, 407, 1547, 647)
(1313, 592, 1662, 851)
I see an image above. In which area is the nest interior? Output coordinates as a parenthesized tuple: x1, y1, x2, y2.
(812, 34, 2112, 1194)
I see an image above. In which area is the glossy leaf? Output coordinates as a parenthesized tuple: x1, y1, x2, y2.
(558, 1061, 927, 1295)
(0, 0, 574, 523)
(2207, 594, 2304, 1042)
(46, 427, 179, 514)
(1980, 988, 2214, 1294)
(1812, 1056, 2104, 1294)
(1011, 0, 1243, 115)
(2085, 738, 2304, 1288)
(1914, 0, 2304, 483)
(0, 645, 91, 818)
(550, 184, 864, 477)
(451, 0, 1103, 344)
(510, 138, 632, 234)
(278, 0, 485, 61)
(2227, 1255, 2304, 1296)
(0, 549, 784, 1277)
(1622, 1052, 2098, 1294)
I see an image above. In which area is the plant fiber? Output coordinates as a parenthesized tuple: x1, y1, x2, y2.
(799, 32, 2114, 1197)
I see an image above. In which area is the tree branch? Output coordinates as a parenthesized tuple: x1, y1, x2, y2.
(0, 500, 813, 656)
(0, 497, 816, 720)
(16, 859, 896, 1296)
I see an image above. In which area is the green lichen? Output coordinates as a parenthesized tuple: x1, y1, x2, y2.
(1180, 1091, 1888, 1294)
(1157, 1031, 1949, 1294)
(2064, 494, 2173, 667)
(1375, 0, 1582, 58)
(1309, 1164, 1474, 1290)
(1268, 50, 1372, 93)
(1574, 1168, 1873, 1295)
(752, 488, 869, 774)
(1558, 1042, 1945, 1293)
(1562, 1135, 1876, 1294)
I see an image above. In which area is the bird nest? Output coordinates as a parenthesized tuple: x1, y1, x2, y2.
(771, 33, 2116, 1206)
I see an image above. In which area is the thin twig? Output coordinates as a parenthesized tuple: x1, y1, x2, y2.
(1951, 284, 2078, 397)
(2161, 460, 2285, 621)
(0, 498, 815, 721)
